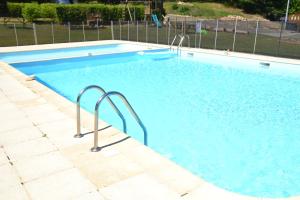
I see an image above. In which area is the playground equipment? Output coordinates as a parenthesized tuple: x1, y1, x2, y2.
(152, 14, 162, 27)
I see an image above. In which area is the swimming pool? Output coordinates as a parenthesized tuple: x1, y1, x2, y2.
(5, 43, 300, 198)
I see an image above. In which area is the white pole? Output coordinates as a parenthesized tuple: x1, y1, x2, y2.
(168, 22, 171, 45)
(253, 20, 259, 54)
(194, 21, 197, 47)
(68, 22, 71, 42)
(284, 0, 290, 29)
(119, 19, 122, 40)
(146, 21, 148, 43)
(156, 23, 158, 44)
(127, 20, 130, 40)
(97, 19, 99, 40)
(82, 22, 86, 41)
(232, 18, 238, 51)
(13, 24, 18, 46)
(214, 19, 218, 49)
(111, 21, 114, 40)
(33, 23, 38, 45)
(199, 21, 202, 48)
(136, 21, 139, 42)
(51, 22, 54, 44)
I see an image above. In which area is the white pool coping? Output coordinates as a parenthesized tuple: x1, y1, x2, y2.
(0, 40, 299, 200)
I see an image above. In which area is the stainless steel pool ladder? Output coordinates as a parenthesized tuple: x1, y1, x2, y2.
(170, 34, 190, 54)
(75, 85, 126, 138)
(75, 85, 148, 152)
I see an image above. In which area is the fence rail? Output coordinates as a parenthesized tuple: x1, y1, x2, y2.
(0, 19, 299, 59)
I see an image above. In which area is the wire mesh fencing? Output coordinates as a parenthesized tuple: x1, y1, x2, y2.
(0, 19, 299, 59)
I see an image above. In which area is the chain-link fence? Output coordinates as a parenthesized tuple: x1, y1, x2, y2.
(1, 19, 299, 59)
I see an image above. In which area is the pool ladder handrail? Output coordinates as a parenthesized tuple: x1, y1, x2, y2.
(75, 85, 127, 138)
(170, 34, 190, 54)
(91, 91, 147, 152)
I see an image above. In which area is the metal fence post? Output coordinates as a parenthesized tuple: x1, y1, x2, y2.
(277, 20, 284, 56)
(111, 21, 114, 40)
(51, 22, 55, 44)
(214, 19, 218, 49)
(68, 22, 71, 42)
(199, 21, 202, 48)
(175, 17, 177, 35)
(133, 7, 136, 22)
(13, 24, 18, 46)
(82, 22, 86, 41)
(253, 20, 259, 54)
(136, 21, 139, 42)
(127, 20, 130, 40)
(146, 21, 148, 43)
(168, 22, 171, 45)
(194, 21, 197, 48)
(33, 23, 38, 45)
(184, 17, 187, 35)
(97, 18, 100, 40)
(119, 19, 122, 40)
(156, 22, 158, 44)
(232, 18, 238, 51)
(97, 19, 99, 40)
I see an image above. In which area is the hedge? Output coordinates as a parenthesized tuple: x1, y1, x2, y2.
(6, 2, 144, 24)
(7, 2, 24, 18)
(22, 3, 41, 22)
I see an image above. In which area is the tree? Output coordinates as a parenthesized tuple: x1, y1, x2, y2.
(0, 0, 8, 17)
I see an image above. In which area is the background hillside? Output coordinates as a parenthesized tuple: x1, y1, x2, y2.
(166, 0, 300, 20)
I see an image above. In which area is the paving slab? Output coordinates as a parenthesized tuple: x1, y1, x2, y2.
(0, 117, 34, 133)
(24, 168, 97, 200)
(4, 137, 57, 161)
(0, 126, 43, 146)
(0, 163, 21, 189)
(182, 182, 260, 200)
(72, 190, 106, 200)
(0, 183, 29, 200)
(99, 173, 181, 200)
(0, 148, 8, 166)
(13, 151, 73, 183)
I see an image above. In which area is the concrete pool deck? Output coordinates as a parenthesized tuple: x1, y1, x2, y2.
(0, 40, 300, 200)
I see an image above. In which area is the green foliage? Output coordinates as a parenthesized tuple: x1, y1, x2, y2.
(228, 0, 300, 20)
(40, 3, 57, 21)
(178, 5, 190, 14)
(0, 0, 9, 17)
(22, 3, 41, 22)
(7, 2, 24, 17)
(290, 0, 300, 14)
(56, 4, 88, 24)
(171, 3, 178, 10)
(6, 2, 144, 23)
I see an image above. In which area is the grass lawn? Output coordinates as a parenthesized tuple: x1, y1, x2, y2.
(164, 2, 263, 20)
(0, 22, 299, 59)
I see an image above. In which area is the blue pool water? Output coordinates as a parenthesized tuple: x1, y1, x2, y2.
(0, 43, 148, 63)
(9, 47, 300, 198)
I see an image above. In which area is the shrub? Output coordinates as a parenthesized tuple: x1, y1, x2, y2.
(125, 5, 145, 21)
(40, 3, 57, 21)
(22, 3, 41, 22)
(56, 4, 88, 24)
(0, 0, 9, 17)
(178, 5, 190, 14)
(171, 4, 178, 10)
(7, 3, 144, 24)
(7, 2, 24, 18)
